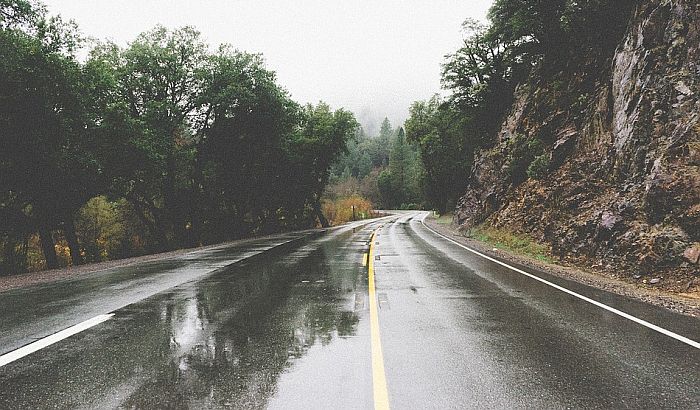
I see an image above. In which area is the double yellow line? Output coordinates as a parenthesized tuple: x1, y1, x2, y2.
(367, 230, 390, 410)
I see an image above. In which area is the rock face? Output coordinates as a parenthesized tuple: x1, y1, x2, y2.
(455, 0, 700, 277)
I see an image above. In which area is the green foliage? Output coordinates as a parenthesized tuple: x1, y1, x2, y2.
(527, 154, 551, 180)
(328, 119, 423, 210)
(0, 0, 43, 31)
(467, 224, 551, 262)
(505, 134, 545, 183)
(1, 0, 97, 269)
(0, 5, 358, 274)
(405, 1, 637, 216)
(571, 93, 591, 121)
(405, 96, 475, 213)
(75, 197, 127, 262)
(488, 0, 636, 62)
(282, 103, 359, 227)
(407, 13, 522, 213)
(377, 127, 423, 208)
(442, 19, 513, 109)
(434, 213, 453, 225)
(330, 121, 393, 180)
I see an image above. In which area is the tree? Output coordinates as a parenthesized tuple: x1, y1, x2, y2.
(376, 117, 393, 166)
(488, 0, 567, 60)
(84, 27, 213, 248)
(2, 10, 363, 274)
(488, 0, 636, 64)
(200, 48, 298, 236)
(285, 103, 358, 227)
(0, 0, 42, 31)
(378, 128, 413, 207)
(405, 14, 525, 213)
(75, 196, 127, 262)
(405, 96, 473, 213)
(1, 0, 95, 268)
(442, 18, 515, 111)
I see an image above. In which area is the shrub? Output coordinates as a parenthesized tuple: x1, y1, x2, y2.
(467, 224, 551, 262)
(75, 196, 128, 262)
(322, 195, 374, 225)
(506, 133, 545, 183)
(399, 203, 422, 210)
(527, 154, 551, 179)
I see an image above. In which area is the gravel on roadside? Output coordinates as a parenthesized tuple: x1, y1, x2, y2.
(424, 216, 700, 318)
(0, 233, 299, 293)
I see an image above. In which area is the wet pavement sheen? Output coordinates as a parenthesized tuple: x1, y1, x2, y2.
(0, 231, 319, 356)
(0, 213, 698, 409)
(0, 222, 378, 408)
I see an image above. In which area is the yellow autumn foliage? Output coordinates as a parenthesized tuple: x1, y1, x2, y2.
(322, 195, 375, 225)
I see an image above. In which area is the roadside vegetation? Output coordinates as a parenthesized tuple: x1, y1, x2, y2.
(321, 195, 374, 226)
(0, 0, 357, 274)
(466, 225, 552, 263)
(434, 212, 550, 262)
(405, 1, 635, 213)
(1, 0, 647, 274)
(323, 118, 424, 214)
(433, 213, 453, 225)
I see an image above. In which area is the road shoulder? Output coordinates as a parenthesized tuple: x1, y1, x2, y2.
(424, 214, 700, 317)
(0, 230, 318, 294)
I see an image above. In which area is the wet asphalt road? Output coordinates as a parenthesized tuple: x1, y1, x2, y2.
(0, 212, 699, 409)
(0, 229, 322, 356)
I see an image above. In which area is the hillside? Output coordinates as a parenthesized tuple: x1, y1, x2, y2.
(454, 0, 699, 285)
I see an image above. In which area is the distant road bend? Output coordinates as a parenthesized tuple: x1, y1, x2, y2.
(0, 212, 698, 408)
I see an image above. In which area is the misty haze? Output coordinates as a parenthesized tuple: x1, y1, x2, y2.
(1, 1, 698, 409)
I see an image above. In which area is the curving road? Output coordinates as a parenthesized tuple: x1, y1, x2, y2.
(0, 212, 698, 408)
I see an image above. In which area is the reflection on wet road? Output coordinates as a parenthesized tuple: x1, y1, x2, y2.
(0, 212, 698, 409)
(0, 222, 378, 408)
(0, 230, 321, 356)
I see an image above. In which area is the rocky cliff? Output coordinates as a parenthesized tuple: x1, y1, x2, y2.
(455, 0, 700, 283)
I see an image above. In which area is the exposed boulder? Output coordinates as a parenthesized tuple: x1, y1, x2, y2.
(684, 243, 700, 264)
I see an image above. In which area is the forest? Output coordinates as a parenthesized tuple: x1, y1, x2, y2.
(328, 0, 631, 214)
(404, 0, 635, 213)
(0, 0, 357, 274)
(2, 0, 647, 275)
(323, 117, 424, 216)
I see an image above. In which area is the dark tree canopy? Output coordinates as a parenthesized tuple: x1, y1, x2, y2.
(1, 2, 358, 274)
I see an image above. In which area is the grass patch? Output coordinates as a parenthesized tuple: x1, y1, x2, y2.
(434, 212, 454, 225)
(466, 224, 552, 263)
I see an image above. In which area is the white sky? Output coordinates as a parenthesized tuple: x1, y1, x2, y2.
(42, 0, 493, 134)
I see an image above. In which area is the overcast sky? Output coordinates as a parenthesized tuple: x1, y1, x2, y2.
(42, 0, 493, 134)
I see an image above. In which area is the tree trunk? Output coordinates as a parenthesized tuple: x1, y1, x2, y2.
(130, 199, 169, 252)
(189, 153, 205, 247)
(163, 155, 189, 248)
(63, 215, 83, 266)
(38, 226, 59, 270)
(2, 235, 22, 275)
(313, 199, 329, 228)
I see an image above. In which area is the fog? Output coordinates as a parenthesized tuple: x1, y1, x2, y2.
(43, 0, 493, 133)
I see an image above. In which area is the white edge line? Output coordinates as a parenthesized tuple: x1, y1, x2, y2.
(419, 213, 700, 350)
(0, 218, 394, 369)
(0, 313, 115, 367)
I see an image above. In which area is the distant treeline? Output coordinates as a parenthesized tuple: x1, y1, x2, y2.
(0, 1, 357, 274)
(327, 1, 633, 215)
(325, 118, 424, 210)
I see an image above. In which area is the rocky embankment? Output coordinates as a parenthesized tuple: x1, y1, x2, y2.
(455, 0, 699, 290)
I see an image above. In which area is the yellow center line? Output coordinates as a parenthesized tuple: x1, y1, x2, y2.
(368, 230, 390, 410)
(362, 252, 368, 267)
